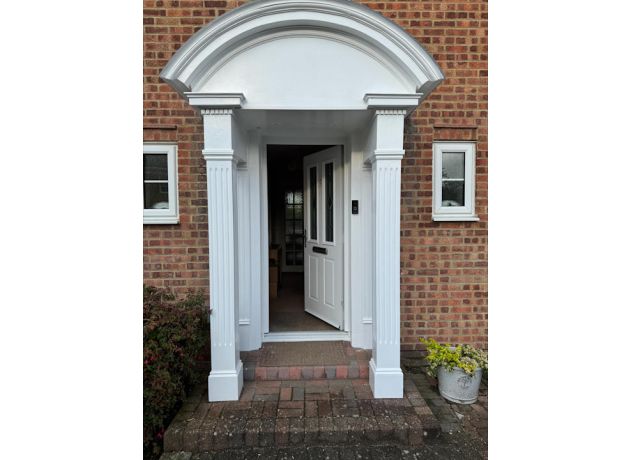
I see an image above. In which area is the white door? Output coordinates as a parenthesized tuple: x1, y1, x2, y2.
(303, 146, 343, 329)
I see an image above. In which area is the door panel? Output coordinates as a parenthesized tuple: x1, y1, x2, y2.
(307, 255, 319, 301)
(303, 146, 343, 328)
(324, 258, 334, 307)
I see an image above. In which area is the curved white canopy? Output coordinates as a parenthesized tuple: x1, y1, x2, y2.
(161, 0, 444, 111)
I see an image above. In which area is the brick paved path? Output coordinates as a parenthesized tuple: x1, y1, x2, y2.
(407, 372, 488, 442)
(161, 439, 487, 460)
(162, 377, 441, 457)
(162, 349, 489, 459)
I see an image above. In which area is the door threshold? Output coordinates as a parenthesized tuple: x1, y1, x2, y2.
(263, 331, 350, 342)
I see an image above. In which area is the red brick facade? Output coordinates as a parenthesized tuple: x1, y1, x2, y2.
(143, 0, 488, 349)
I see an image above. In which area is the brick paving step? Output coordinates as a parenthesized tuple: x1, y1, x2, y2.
(162, 378, 441, 455)
(240, 341, 372, 381)
(243, 362, 370, 381)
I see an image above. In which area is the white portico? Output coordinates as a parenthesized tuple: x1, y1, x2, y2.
(161, 0, 443, 400)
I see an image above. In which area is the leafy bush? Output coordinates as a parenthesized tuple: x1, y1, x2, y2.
(419, 337, 488, 377)
(143, 286, 207, 460)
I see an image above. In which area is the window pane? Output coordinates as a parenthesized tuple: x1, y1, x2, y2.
(442, 152, 465, 179)
(309, 167, 317, 240)
(285, 235, 293, 247)
(285, 191, 294, 204)
(325, 162, 333, 242)
(144, 154, 168, 181)
(295, 220, 303, 235)
(286, 252, 295, 266)
(294, 205, 303, 220)
(442, 181, 464, 207)
(295, 251, 303, 265)
(144, 183, 169, 209)
(294, 191, 303, 205)
(285, 220, 294, 235)
(285, 204, 294, 220)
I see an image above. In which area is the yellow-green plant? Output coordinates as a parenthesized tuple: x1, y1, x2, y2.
(420, 337, 488, 377)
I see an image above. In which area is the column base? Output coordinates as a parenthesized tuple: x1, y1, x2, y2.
(208, 360, 244, 401)
(369, 358, 403, 398)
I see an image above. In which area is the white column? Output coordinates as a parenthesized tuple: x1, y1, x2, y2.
(367, 109, 406, 398)
(202, 108, 243, 401)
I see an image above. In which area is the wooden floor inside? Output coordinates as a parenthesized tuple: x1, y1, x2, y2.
(269, 272, 336, 332)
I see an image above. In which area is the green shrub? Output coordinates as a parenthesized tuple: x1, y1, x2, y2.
(143, 285, 207, 460)
(419, 337, 488, 377)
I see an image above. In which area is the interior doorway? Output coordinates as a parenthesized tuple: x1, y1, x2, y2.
(266, 144, 342, 332)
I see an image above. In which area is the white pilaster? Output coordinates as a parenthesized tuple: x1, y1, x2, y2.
(202, 108, 243, 401)
(367, 109, 406, 398)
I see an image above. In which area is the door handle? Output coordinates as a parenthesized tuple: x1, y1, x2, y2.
(312, 246, 327, 255)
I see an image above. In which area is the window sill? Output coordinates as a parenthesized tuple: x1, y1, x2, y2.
(432, 214, 480, 222)
(143, 216, 179, 225)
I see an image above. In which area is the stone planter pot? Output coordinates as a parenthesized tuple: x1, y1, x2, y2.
(437, 366, 483, 404)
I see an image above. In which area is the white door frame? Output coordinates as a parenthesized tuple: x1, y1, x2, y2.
(260, 135, 351, 343)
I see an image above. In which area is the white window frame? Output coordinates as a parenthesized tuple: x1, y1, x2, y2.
(143, 143, 179, 224)
(432, 141, 479, 221)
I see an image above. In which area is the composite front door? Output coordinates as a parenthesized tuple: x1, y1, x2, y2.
(303, 146, 343, 329)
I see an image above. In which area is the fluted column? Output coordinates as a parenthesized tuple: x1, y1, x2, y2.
(202, 108, 243, 401)
(367, 109, 406, 398)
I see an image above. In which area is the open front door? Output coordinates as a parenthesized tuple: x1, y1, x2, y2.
(303, 146, 343, 329)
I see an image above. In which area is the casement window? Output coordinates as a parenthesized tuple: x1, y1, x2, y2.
(432, 141, 479, 221)
(143, 143, 179, 224)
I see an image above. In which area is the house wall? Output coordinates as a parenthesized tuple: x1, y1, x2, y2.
(143, 0, 488, 350)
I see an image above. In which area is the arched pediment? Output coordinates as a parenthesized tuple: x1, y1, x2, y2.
(161, 0, 444, 110)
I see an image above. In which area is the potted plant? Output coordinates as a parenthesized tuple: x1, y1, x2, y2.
(419, 337, 488, 404)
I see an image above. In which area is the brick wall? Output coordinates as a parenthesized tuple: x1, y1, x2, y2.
(143, 0, 488, 349)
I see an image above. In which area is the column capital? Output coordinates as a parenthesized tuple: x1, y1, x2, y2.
(202, 149, 238, 162)
(201, 108, 234, 116)
(365, 149, 405, 164)
(185, 92, 244, 108)
(364, 93, 421, 115)
(201, 106, 245, 163)
(374, 109, 407, 116)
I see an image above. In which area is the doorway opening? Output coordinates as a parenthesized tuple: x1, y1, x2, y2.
(266, 144, 343, 333)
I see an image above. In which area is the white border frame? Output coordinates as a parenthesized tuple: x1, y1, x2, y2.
(260, 136, 351, 339)
(432, 141, 479, 222)
(143, 143, 179, 225)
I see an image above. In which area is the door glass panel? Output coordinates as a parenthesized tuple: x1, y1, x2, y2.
(309, 166, 317, 240)
(284, 188, 304, 267)
(325, 162, 333, 242)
